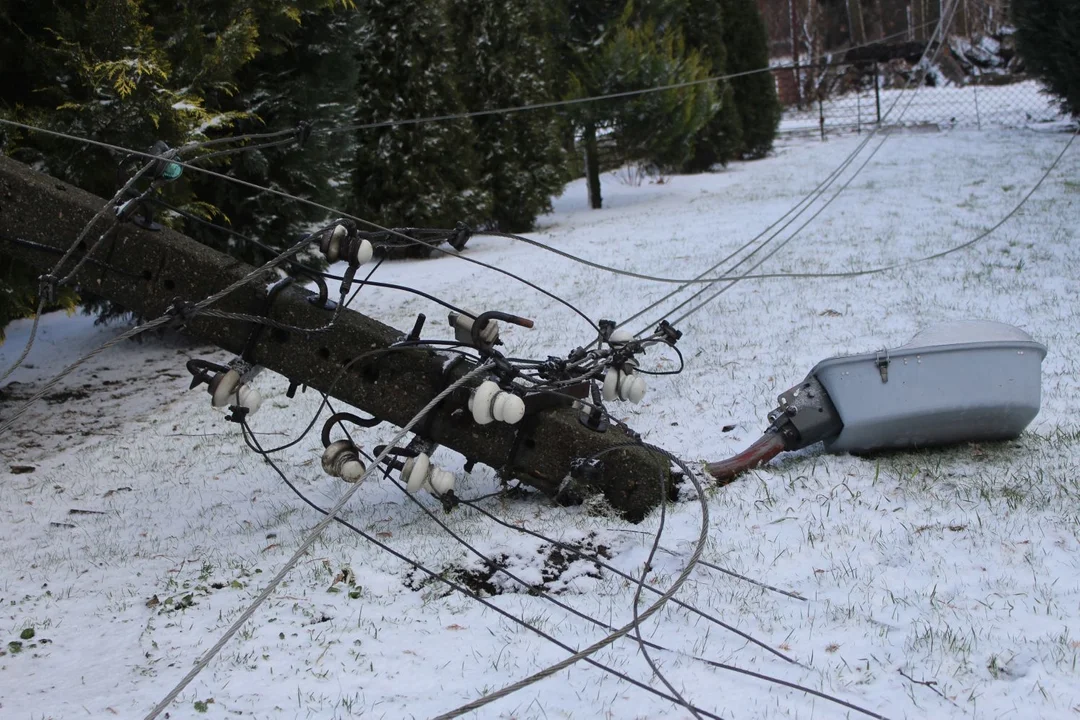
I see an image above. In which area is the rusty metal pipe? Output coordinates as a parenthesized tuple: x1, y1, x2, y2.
(705, 432, 786, 485)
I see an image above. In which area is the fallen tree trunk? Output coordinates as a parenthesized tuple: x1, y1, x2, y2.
(0, 155, 669, 521)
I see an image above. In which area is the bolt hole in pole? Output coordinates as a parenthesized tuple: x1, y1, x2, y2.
(361, 364, 380, 384)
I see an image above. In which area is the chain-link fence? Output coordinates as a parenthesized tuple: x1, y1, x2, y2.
(776, 62, 1064, 138)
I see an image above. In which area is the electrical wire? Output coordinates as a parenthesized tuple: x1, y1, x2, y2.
(0, 21, 950, 341)
(344, 255, 384, 308)
(456, 493, 797, 664)
(0, 229, 319, 436)
(624, 443, 701, 719)
(0, 235, 145, 279)
(179, 125, 302, 152)
(314, 22, 941, 137)
(217, 325, 840, 715)
(184, 135, 302, 165)
(370, 452, 699, 718)
(239, 342, 479, 457)
(370, 442, 875, 717)
(142, 362, 494, 720)
(0, 21, 946, 371)
(433, 441, 883, 720)
(0, 16, 1025, 719)
(146, 198, 477, 318)
(238, 427, 732, 720)
(10, 208, 717, 720)
(392, 15, 954, 346)
(627, 0, 964, 334)
(0, 125, 302, 387)
(429, 443, 709, 720)
(0, 139, 928, 720)
(0, 157, 157, 385)
(450, 428, 888, 720)
(243, 418, 722, 718)
(655, 128, 893, 333)
(0, 117, 601, 335)
(658, 116, 1078, 327)
(672, 129, 1077, 282)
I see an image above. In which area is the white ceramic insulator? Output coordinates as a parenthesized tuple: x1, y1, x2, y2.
(470, 381, 524, 425)
(492, 392, 525, 425)
(478, 321, 498, 345)
(608, 329, 634, 347)
(602, 368, 619, 402)
(470, 381, 499, 425)
(234, 385, 263, 414)
(322, 440, 354, 476)
(453, 314, 499, 346)
(403, 453, 431, 493)
(429, 467, 455, 495)
(351, 238, 374, 266)
(618, 372, 646, 404)
(211, 369, 241, 408)
(327, 224, 347, 261)
(339, 459, 366, 483)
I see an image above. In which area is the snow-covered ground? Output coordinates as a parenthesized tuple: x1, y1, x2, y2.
(2, 128, 1080, 719)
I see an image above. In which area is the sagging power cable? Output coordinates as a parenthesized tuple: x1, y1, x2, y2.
(0, 116, 602, 337)
(0, 225, 326, 437)
(143, 362, 495, 720)
(626, 0, 964, 334)
(240, 427, 732, 720)
(315, 22, 940, 137)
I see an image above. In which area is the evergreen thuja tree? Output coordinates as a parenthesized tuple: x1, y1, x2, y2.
(720, 0, 780, 159)
(552, 0, 626, 209)
(558, 1, 716, 207)
(0, 0, 244, 329)
(448, 0, 566, 232)
(676, 0, 743, 172)
(1014, 0, 1080, 115)
(0, 0, 357, 332)
(183, 5, 363, 260)
(349, 0, 490, 229)
(594, 19, 715, 171)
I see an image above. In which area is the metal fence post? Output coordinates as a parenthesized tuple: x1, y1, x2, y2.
(874, 63, 882, 125)
(818, 91, 826, 141)
(857, 91, 862, 133)
(972, 82, 982, 130)
(795, 63, 803, 109)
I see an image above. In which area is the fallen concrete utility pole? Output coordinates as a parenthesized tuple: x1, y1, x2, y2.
(0, 156, 669, 520)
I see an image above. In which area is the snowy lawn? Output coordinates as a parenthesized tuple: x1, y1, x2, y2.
(2, 128, 1079, 719)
